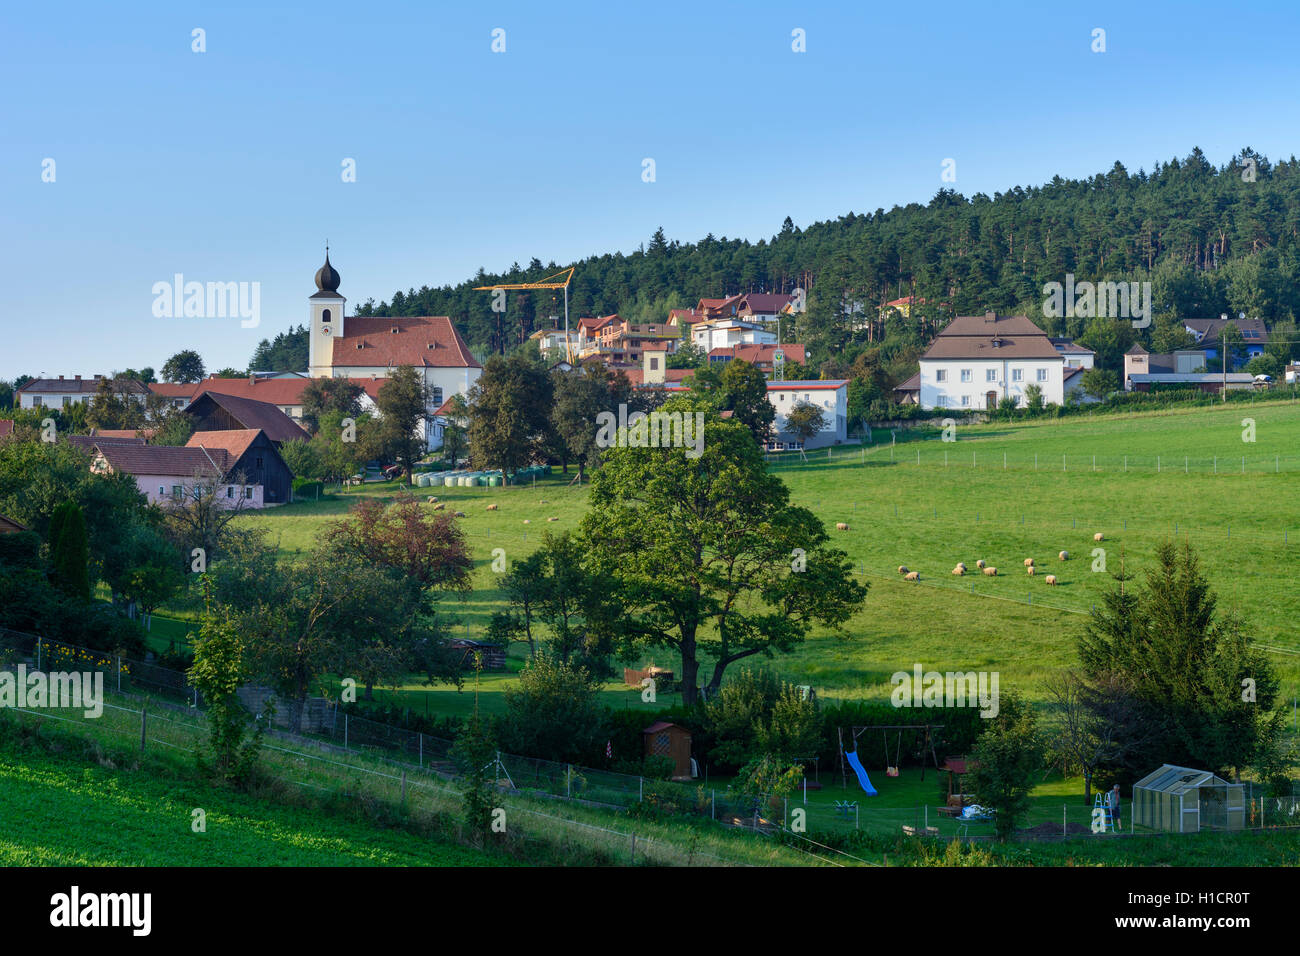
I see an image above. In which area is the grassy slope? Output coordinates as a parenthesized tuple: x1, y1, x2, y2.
(0, 741, 500, 867)
(213, 399, 1300, 718)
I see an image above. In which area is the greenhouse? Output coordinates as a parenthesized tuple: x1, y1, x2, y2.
(1131, 764, 1246, 833)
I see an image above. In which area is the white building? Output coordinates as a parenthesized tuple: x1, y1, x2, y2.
(765, 380, 849, 450)
(918, 313, 1064, 410)
(690, 319, 777, 353)
(305, 251, 482, 450)
(16, 375, 149, 410)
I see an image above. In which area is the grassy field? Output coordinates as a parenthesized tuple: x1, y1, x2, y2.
(0, 736, 498, 867)
(212, 398, 1300, 721)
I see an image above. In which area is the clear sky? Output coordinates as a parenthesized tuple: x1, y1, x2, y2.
(4, 0, 1300, 379)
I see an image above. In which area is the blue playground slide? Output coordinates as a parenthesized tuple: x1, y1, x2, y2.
(844, 750, 878, 796)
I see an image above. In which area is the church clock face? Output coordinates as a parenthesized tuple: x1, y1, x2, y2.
(322, 326, 331, 334)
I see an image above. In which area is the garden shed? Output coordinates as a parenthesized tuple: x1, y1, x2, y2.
(643, 721, 693, 781)
(1132, 764, 1246, 833)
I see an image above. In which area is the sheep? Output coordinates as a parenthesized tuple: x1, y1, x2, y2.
(975, 559, 986, 569)
(982, 566, 998, 576)
(1094, 532, 1104, 542)
(486, 503, 499, 511)
(904, 571, 920, 581)
(522, 519, 531, 524)
(951, 565, 965, 576)
(432, 503, 446, 511)
(897, 565, 909, 575)
(1058, 550, 1069, 561)
(1027, 566, 1036, 576)
(1045, 574, 1058, 585)
(427, 496, 439, 504)
(836, 522, 849, 531)
(547, 516, 559, 522)
(955, 561, 967, 571)
(1023, 557, 1035, 567)
(454, 511, 466, 517)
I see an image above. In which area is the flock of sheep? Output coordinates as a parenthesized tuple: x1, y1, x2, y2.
(832, 523, 1108, 587)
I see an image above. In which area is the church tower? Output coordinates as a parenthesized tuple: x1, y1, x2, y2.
(307, 249, 346, 377)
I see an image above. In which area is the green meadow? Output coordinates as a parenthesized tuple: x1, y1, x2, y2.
(189, 398, 1300, 720)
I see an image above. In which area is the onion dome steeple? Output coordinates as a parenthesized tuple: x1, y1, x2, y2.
(314, 245, 341, 293)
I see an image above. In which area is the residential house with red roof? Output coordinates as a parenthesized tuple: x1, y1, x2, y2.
(88, 427, 292, 508)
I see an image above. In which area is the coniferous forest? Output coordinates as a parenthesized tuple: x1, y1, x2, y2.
(292, 148, 1300, 386)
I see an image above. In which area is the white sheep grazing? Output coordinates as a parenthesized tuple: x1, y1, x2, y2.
(983, 566, 997, 576)
(905, 571, 920, 581)
(1027, 566, 1036, 576)
(432, 503, 446, 511)
(486, 503, 499, 511)
(836, 522, 849, 531)
(427, 496, 439, 504)
(1045, 574, 1058, 585)
(547, 516, 559, 522)
(898, 565, 909, 575)
(952, 565, 965, 576)
(1023, 558, 1035, 567)
(1094, 532, 1104, 542)
(955, 561, 967, 571)
(975, 559, 986, 569)
(1059, 550, 1069, 561)
(522, 519, 530, 524)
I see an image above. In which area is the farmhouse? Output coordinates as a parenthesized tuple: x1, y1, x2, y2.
(86, 428, 293, 507)
(707, 343, 807, 376)
(918, 313, 1065, 410)
(184, 390, 310, 445)
(152, 374, 385, 424)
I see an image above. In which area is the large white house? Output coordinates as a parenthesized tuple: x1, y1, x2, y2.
(918, 313, 1064, 410)
(305, 251, 482, 449)
(690, 319, 777, 353)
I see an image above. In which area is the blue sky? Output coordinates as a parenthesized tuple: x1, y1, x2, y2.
(4, 0, 1300, 379)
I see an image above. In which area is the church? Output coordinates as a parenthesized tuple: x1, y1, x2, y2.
(306, 250, 482, 449)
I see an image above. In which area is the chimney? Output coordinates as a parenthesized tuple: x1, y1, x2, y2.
(58, 374, 64, 380)
(985, 311, 996, 323)
(74, 375, 81, 381)
(249, 373, 256, 386)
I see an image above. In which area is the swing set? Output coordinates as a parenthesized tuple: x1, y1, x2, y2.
(837, 724, 943, 787)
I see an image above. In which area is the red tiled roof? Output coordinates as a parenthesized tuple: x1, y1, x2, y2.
(148, 383, 201, 399)
(709, 343, 807, 366)
(737, 293, 794, 314)
(330, 315, 481, 369)
(89, 427, 157, 440)
(169, 376, 385, 407)
(622, 368, 695, 387)
(186, 428, 261, 463)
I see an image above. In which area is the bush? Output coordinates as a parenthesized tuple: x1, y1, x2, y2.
(292, 478, 325, 500)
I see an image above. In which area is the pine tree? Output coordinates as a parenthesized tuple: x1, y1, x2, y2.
(49, 500, 90, 601)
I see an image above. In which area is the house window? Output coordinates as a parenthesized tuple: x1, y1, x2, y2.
(431, 387, 443, 406)
(986, 369, 997, 382)
(650, 357, 659, 370)
(1012, 368, 1023, 382)
(936, 396, 947, 408)
(1037, 368, 1049, 382)
(255, 456, 263, 469)
(961, 395, 970, 407)
(158, 486, 165, 496)
(32, 396, 41, 407)
(245, 486, 254, 499)
(62, 396, 71, 407)
(935, 369, 947, 382)
(960, 369, 972, 383)
(322, 308, 331, 323)
(171, 485, 182, 499)
(227, 486, 234, 498)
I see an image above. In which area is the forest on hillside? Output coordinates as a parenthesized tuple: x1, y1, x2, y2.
(259, 148, 1300, 390)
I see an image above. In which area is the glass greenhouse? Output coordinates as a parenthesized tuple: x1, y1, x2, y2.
(1131, 764, 1246, 833)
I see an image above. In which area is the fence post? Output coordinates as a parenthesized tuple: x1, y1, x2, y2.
(566, 765, 572, 798)
(140, 705, 147, 752)
(639, 776, 643, 802)
(344, 714, 348, 749)
(711, 789, 715, 820)
(1063, 804, 1067, 837)
(630, 833, 636, 864)
(401, 770, 407, 806)
(117, 655, 121, 693)
(419, 733, 423, 769)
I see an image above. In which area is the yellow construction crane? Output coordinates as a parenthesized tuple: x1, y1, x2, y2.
(474, 267, 576, 362)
